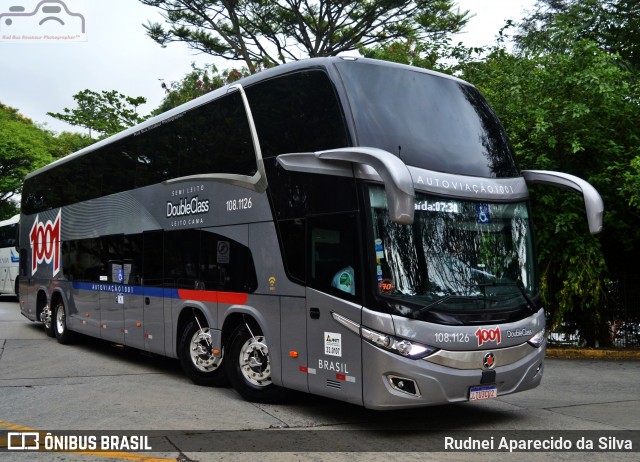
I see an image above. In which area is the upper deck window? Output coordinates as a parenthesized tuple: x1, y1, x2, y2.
(22, 91, 257, 214)
(335, 61, 518, 178)
(245, 70, 350, 158)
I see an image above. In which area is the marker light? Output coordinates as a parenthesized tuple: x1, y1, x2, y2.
(528, 328, 546, 348)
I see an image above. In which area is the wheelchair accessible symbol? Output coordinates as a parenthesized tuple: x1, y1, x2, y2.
(476, 203, 491, 224)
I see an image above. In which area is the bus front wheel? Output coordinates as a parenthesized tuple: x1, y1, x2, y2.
(178, 320, 228, 387)
(225, 324, 285, 403)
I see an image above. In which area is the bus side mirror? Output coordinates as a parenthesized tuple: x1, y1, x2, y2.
(521, 170, 604, 234)
(316, 147, 415, 225)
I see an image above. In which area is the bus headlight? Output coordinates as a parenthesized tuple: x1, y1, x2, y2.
(361, 327, 437, 359)
(331, 311, 437, 359)
(528, 328, 546, 348)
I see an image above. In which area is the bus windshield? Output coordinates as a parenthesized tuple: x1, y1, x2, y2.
(369, 185, 536, 318)
(335, 60, 518, 178)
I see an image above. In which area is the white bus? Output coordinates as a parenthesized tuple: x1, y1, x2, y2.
(19, 57, 603, 409)
(0, 214, 19, 296)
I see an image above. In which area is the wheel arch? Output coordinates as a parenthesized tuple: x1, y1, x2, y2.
(35, 288, 50, 321)
(220, 305, 283, 387)
(50, 290, 64, 309)
(175, 304, 213, 356)
(221, 307, 265, 346)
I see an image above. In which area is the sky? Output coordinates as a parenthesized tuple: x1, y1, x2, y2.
(0, 0, 536, 134)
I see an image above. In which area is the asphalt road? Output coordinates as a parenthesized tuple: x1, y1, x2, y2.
(0, 295, 638, 462)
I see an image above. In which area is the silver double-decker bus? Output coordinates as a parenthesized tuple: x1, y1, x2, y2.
(19, 57, 603, 409)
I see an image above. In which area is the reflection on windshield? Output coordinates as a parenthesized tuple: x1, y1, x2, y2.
(335, 61, 518, 178)
(370, 185, 535, 313)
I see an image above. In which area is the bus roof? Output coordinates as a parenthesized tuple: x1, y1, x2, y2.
(26, 57, 471, 181)
(0, 214, 19, 227)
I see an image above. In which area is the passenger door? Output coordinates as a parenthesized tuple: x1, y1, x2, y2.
(305, 214, 363, 406)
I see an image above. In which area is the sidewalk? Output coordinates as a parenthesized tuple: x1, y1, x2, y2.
(546, 346, 640, 360)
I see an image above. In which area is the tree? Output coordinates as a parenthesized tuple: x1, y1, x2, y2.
(153, 63, 249, 115)
(364, 1, 640, 345)
(0, 103, 54, 217)
(47, 90, 147, 138)
(462, 40, 640, 346)
(514, 0, 640, 70)
(361, 34, 483, 76)
(140, 0, 471, 73)
(49, 131, 95, 159)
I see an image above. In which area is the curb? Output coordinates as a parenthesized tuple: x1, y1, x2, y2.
(546, 347, 640, 361)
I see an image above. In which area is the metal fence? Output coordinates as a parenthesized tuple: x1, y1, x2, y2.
(547, 274, 640, 349)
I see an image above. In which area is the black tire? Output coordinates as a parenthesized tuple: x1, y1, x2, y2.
(225, 324, 286, 403)
(178, 319, 228, 387)
(53, 300, 74, 344)
(43, 304, 55, 338)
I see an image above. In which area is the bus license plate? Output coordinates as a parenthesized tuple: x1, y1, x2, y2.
(469, 385, 497, 401)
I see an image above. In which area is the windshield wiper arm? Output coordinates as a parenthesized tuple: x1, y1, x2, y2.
(411, 294, 482, 319)
(478, 280, 537, 312)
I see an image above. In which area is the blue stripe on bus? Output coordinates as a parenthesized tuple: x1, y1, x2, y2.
(71, 282, 175, 298)
(70, 282, 249, 305)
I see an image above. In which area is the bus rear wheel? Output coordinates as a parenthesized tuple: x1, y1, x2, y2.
(178, 319, 228, 387)
(42, 305, 55, 338)
(53, 300, 73, 344)
(225, 324, 285, 403)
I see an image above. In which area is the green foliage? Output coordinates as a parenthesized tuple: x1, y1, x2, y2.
(366, 1, 640, 345)
(515, 0, 640, 71)
(49, 131, 95, 159)
(153, 63, 249, 115)
(361, 35, 484, 75)
(462, 38, 639, 345)
(140, 0, 471, 72)
(0, 103, 54, 217)
(47, 89, 147, 138)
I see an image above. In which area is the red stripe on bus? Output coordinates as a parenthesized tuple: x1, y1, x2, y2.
(177, 290, 248, 305)
(218, 292, 248, 305)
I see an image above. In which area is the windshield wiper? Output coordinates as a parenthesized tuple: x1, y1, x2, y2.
(477, 280, 537, 312)
(411, 294, 484, 319)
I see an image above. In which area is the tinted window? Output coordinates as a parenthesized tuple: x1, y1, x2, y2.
(163, 229, 257, 293)
(308, 213, 360, 299)
(278, 219, 305, 283)
(142, 231, 164, 286)
(164, 229, 201, 289)
(134, 128, 180, 187)
(0, 223, 17, 248)
(200, 229, 257, 293)
(22, 91, 257, 215)
(245, 70, 350, 158)
(335, 61, 518, 178)
(62, 234, 142, 283)
(265, 158, 358, 220)
(176, 92, 257, 177)
(62, 238, 104, 282)
(102, 144, 137, 197)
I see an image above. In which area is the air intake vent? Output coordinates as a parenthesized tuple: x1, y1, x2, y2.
(326, 380, 341, 389)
